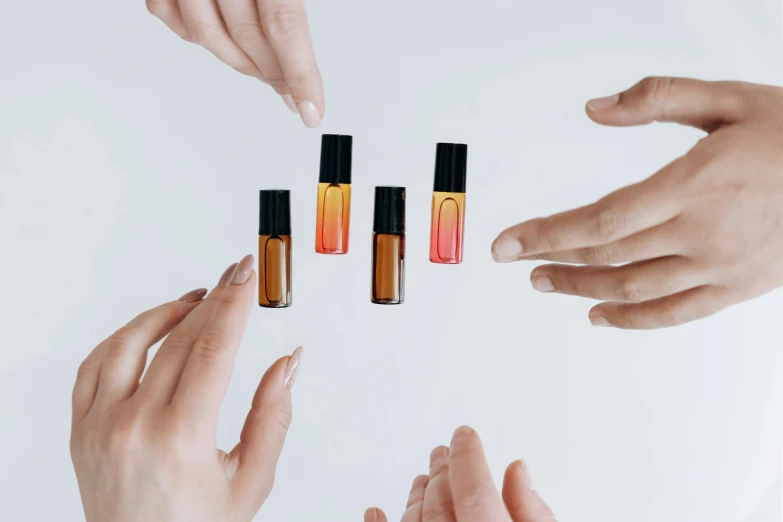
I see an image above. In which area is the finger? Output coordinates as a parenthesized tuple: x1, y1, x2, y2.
(172, 254, 256, 427)
(137, 262, 237, 403)
(146, 0, 190, 39)
(448, 426, 511, 522)
(72, 341, 111, 424)
(93, 289, 207, 408)
(422, 446, 456, 522)
(519, 220, 680, 266)
(365, 508, 389, 522)
(589, 285, 732, 329)
(257, 0, 325, 127)
(178, 0, 263, 78)
(401, 475, 429, 522)
(586, 77, 748, 132)
(216, 0, 289, 95)
(530, 256, 707, 303)
(502, 461, 557, 522)
(492, 157, 688, 261)
(230, 347, 302, 512)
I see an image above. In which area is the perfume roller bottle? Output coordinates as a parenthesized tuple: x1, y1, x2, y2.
(429, 143, 468, 264)
(371, 186, 405, 305)
(258, 190, 292, 308)
(315, 134, 352, 254)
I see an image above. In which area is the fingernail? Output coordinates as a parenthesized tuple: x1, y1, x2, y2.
(230, 254, 254, 285)
(282, 94, 298, 113)
(587, 93, 620, 111)
(364, 508, 379, 522)
(218, 263, 238, 288)
(531, 276, 555, 292)
(590, 315, 610, 327)
(296, 100, 321, 128)
(451, 425, 474, 444)
(283, 346, 303, 390)
(517, 460, 535, 491)
(492, 236, 524, 263)
(178, 288, 207, 303)
(430, 445, 449, 465)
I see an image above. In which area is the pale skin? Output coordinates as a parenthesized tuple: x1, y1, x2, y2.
(145, 0, 325, 128)
(365, 426, 557, 522)
(70, 254, 303, 522)
(492, 77, 783, 329)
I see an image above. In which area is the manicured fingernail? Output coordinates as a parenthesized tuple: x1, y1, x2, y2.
(178, 288, 207, 303)
(517, 460, 535, 490)
(218, 263, 238, 288)
(590, 315, 610, 327)
(296, 100, 321, 128)
(492, 236, 524, 263)
(282, 94, 298, 113)
(231, 254, 254, 285)
(451, 425, 474, 444)
(587, 93, 620, 111)
(283, 346, 303, 390)
(531, 276, 555, 292)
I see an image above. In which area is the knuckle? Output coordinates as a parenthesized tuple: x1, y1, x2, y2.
(616, 279, 643, 302)
(262, 5, 305, 41)
(581, 245, 612, 265)
(594, 206, 622, 242)
(193, 332, 226, 362)
(638, 76, 672, 108)
(110, 326, 136, 353)
(227, 22, 264, 47)
(183, 21, 217, 45)
(269, 406, 293, 439)
(455, 491, 492, 513)
(423, 505, 453, 522)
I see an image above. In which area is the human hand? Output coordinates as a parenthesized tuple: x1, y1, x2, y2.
(492, 77, 783, 329)
(365, 426, 557, 522)
(146, 0, 324, 128)
(70, 255, 303, 522)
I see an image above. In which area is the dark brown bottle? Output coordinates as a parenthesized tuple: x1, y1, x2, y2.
(258, 190, 292, 308)
(371, 186, 405, 305)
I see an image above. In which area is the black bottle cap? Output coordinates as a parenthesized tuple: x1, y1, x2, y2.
(433, 143, 468, 193)
(258, 190, 291, 236)
(373, 186, 405, 235)
(319, 134, 352, 184)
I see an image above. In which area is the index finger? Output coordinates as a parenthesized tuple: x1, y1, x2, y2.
(448, 426, 510, 522)
(172, 254, 256, 427)
(258, 0, 324, 127)
(491, 157, 688, 262)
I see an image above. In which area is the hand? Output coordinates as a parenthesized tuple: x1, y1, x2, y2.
(70, 255, 303, 522)
(492, 77, 783, 329)
(146, 0, 324, 128)
(365, 426, 557, 522)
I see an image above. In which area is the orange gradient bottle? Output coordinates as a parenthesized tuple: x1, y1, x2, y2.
(258, 190, 292, 308)
(315, 134, 352, 254)
(430, 143, 467, 264)
(371, 186, 405, 305)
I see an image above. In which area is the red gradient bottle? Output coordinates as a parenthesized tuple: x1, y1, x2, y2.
(315, 134, 352, 254)
(429, 143, 467, 264)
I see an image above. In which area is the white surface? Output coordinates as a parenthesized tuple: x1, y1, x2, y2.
(0, 0, 781, 521)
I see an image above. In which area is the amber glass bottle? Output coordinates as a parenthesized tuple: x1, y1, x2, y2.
(315, 134, 352, 254)
(371, 186, 405, 304)
(430, 143, 467, 264)
(258, 190, 292, 308)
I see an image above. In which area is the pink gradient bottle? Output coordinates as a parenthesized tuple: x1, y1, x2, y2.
(315, 134, 352, 254)
(429, 143, 467, 264)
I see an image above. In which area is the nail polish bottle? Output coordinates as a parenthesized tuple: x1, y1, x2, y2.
(371, 186, 405, 305)
(430, 143, 468, 264)
(258, 190, 292, 308)
(315, 134, 352, 254)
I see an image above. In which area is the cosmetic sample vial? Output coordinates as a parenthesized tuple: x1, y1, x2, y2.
(429, 143, 468, 264)
(371, 186, 405, 305)
(258, 190, 292, 308)
(315, 134, 352, 254)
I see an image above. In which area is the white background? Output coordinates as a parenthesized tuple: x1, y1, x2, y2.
(1, 0, 781, 521)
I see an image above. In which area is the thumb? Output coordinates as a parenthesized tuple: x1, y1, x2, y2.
(585, 76, 748, 131)
(502, 460, 557, 522)
(229, 346, 303, 511)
